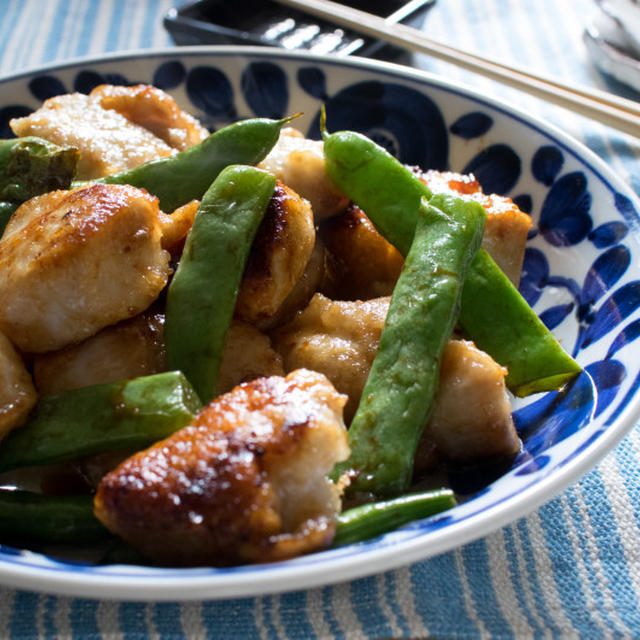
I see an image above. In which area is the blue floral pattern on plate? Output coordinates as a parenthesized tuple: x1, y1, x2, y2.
(0, 48, 639, 600)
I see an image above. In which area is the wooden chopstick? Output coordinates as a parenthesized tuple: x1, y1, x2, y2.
(273, 0, 640, 138)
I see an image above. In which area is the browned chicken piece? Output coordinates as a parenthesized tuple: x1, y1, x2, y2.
(258, 127, 350, 220)
(418, 169, 532, 286)
(216, 320, 284, 396)
(94, 369, 349, 565)
(273, 294, 518, 466)
(421, 339, 520, 465)
(322, 170, 531, 299)
(256, 238, 326, 332)
(32, 308, 282, 403)
(320, 203, 404, 300)
(32, 312, 166, 395)
(236, 181, 316, 325)
(474, 193, 533, 286)
(272, 294, 388, 423)
(10, 93, 175, 179)
(90, 84, 209, 151)
(0, 331, 37, 440)
(0, 184, 170, 353)
(158, 199, 199, 254)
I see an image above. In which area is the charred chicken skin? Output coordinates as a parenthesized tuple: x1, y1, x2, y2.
(94, 369, 349, 565)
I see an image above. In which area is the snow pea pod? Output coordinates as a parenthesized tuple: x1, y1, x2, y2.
(0, 136, 79, 204)
(0, 491, 110, 544)
(0, 486, 456, 549)
(0, 201, 18, 237)
(333, 488, 456, 547)
(164, 165, 276, 403)
(95, 117, 289, 212)
(334, 194, 486, 496)
(322, 125, 581, 396)
(0, 371, 201, 472)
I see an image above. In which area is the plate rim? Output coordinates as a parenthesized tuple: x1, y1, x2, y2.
(1, 44, 640, 601)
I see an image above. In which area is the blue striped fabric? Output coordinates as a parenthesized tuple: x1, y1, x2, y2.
(0, 0, 639, 637)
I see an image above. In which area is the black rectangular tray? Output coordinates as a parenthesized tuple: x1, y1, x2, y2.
(164, 0, 434, 58)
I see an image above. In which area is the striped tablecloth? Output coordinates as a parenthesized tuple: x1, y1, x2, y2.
(1, 0, 639, 637)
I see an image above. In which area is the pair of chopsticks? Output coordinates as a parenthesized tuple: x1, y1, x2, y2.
(274, 0, 640, 138)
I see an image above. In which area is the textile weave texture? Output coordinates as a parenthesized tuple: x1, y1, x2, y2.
(0, 0, 639, 637)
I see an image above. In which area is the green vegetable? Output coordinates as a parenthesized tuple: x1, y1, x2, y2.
(0, 486, 457, 550)
(333, 488, 456, 547)
(322, 123, 581, 396)
(0, 136, 79, 204)
(333, 194, 486, 496)
(0, 201, 18, 237)
(165, 165, 277, 403)
(93, 117, 290, 212)
(0, 490, 110, 544)
(0, 371, 202, 472)
(460, 249, 581, 395)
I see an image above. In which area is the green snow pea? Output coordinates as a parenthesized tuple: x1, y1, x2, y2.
(0, 136, 79, 204)
(0, 371, 201, 472)
(333, 488, 456, 547)
(164, 164, 277, 403)
(0, 491, 110, 544)
(94, 116, 289, 212)
(333, 194, 486, 496)
(322, 123, 581, 396)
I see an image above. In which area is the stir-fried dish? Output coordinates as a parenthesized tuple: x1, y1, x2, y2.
(0, 85, 581, 565)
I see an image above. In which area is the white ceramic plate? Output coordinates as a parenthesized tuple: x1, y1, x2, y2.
(1, 46, 640, 601)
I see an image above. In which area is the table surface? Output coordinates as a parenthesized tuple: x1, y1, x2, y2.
(0, 0, 639, 638)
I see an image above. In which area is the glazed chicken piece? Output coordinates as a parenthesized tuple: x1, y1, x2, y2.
(258, 127, 349, 221)
(158, 199, 199, 254)
(320, 203, 404, 300)
(272, 294, 389, 423)
(0, 183, 170, 353)
(322, 169, 531, 299)
(10, 93, 173, 179)
(419, 169, 531, 286)
(33, 310, 283, 401)
(235, 181, 316, 325)
(94, 369, 349, 565)
(215, 320, 284, 396)
(32, 312, 166, 395)
(417, 339, 520, 469)
(10, 84, 208, 179)
(255, 238, 326, 332)
(273, 294, 519, 466)
(90, 84, 209, 151)
(0, 331, 37, 440)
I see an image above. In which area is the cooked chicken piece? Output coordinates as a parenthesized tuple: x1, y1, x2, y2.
(33, 309, 282, 399)
(417, 169, 482, 196)
(258, 127, 349, 221)
(236, 181, 315, 325)
(0, 331, 37, 440)
(272, 294, 388, 423)
(256, 238, 326, 332)
(321, 170, 531, 299)
(273, 295, 519, 466)
(320, 203, 404, 300)
(421, 339, 520, 465)
(216, 320, 284, 396)
(158, 199, 199, 254)
(94, 369, 349, 565)
(10, 93, 175, 179)
(419, 169, 531, 286)
(33, 312, 166, 395)
(474, 193, 532, 286)
(90, 84, 209, 151)
(0, 184, 170, 353)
